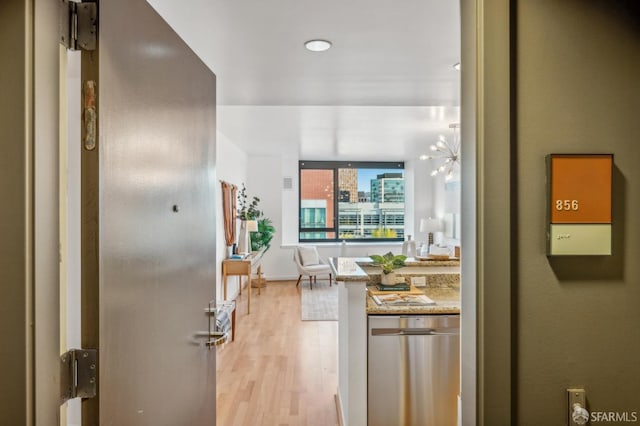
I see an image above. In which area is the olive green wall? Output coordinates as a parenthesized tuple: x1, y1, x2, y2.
(0, 0, 31, 424)
(515, 1, 640, 424)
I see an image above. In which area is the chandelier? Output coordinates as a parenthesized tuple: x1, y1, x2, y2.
(419, 123, 460, 181)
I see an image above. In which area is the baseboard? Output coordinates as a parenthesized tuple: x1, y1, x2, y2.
(264, 274, 299, 281)
(258, 274, 335, 282)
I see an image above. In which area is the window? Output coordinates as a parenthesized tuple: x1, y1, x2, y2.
(299, 161, 405, 242)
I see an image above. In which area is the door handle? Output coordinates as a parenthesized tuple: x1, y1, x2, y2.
(201, 300, 227, 348)
(193, 331, 228, 347)
(205, 331, 228, 347)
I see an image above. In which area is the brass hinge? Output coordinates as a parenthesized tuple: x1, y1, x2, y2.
(60, 349, 97, 404)
(59, 0, 97, 51)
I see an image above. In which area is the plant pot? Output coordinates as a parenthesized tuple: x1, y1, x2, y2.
(381, 272, 397, 286)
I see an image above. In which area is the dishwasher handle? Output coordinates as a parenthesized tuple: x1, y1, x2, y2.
(371, 327, 460, 336)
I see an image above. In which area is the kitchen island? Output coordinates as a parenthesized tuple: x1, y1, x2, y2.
(329, 257, 460, 426)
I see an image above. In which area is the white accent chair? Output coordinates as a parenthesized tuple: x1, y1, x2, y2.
(293, 246, 333, 290)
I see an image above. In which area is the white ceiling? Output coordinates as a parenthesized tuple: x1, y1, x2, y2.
(148, 0, 461, 159)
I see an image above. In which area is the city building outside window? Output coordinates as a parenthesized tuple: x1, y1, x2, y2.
(299, 161, 405, 242)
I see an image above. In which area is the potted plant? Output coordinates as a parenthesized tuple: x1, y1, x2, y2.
(236, 183, 276, 254)
(250, 217, 275, 252)
(369, 252, 407, 285)
(236, 183, 262, 253)
(237, 183, 262, 221)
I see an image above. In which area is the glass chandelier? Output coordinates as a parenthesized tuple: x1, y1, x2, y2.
(419, 123, 460, 181)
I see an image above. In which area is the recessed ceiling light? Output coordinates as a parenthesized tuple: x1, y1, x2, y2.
(453, 62, 461, 71)
(304, 39, 332, 52)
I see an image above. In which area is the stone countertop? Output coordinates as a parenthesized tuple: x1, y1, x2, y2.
(366, 287, 460, 315)
(328, 257, 460, 314)
(404, 257, 460, 267)
(329, 257, 460, 282)
(328, 257, 370, 281)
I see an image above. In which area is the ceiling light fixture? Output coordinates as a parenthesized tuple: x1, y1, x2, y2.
(453, 62, 461, 71)
(420, 123, 461, 181)
(304, 39, 332, 52)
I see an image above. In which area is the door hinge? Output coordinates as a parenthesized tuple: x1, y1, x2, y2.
(60, 349, 97, 404)
(59, 0, 97, 51)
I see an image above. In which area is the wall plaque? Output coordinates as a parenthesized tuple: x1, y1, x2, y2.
(547, 154, 613, 255)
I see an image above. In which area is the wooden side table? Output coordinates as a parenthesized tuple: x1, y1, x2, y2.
(251, 264, 267, 289)
(222, 258, 261, 314)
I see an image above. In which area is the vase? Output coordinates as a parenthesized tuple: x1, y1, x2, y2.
(381, 272, 397, 286)
(237, 220, 250, 254)
(402, 235, 416, 258)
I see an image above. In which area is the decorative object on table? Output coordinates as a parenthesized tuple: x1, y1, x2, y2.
(235, 183, 277, 255)
(236, 183, 262, 220)
(233, 183, 276, 287)
(371, 293, 436, 306)
(419, 217, 443, 250)
(419, 123, 461, 181)
(416, 245, 454, 260)
(369, 252, 407, 286)
(368, 285, 423, 295)
(220, 181, 238, 258)
(293, 246, 333, 290)
(429, 245, 452, 256)
(236, 182, 261, 254)
(401, 234, 416, 258)
(237, 219, 257, 254)
(376, 282, 410, 291)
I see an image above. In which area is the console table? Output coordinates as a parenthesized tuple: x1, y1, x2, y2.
(222, 249, 265, 314)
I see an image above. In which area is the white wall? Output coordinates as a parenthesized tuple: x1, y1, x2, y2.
(217, 127, 458, 283)
(246, 151, 452, 280)
(215, 131, 248, 300)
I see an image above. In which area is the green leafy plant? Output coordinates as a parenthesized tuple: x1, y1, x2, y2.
(369, 252, 407, 274)
(237, 183, 262, 220)
(250, 218, 275, 252)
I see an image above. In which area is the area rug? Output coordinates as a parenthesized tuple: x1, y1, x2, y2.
(301, 280, 338, 321)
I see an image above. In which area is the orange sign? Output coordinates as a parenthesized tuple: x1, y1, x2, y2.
(549, 154, 612, 224)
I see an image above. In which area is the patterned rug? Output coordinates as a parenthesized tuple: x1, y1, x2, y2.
(300, 280, 338, 321)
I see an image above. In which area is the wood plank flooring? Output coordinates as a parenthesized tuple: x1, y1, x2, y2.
(216, 280, 339, 426)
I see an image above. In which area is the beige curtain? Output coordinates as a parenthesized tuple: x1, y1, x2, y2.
(221, 181, 237, 247)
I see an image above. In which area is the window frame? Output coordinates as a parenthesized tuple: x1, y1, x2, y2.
(298, 160, 405, 243)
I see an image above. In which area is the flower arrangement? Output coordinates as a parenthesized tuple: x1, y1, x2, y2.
(237, 183, 262, 220)
(236, 183, 276, 252)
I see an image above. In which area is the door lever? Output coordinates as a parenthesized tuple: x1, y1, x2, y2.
(193, 331, 228, 348)
(205, 332, 228, 347)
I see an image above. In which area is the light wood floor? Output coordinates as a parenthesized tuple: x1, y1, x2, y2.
(216, 280, 339, 426)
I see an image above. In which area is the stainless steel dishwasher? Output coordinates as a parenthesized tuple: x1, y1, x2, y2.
(368, 315, 460, 426)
